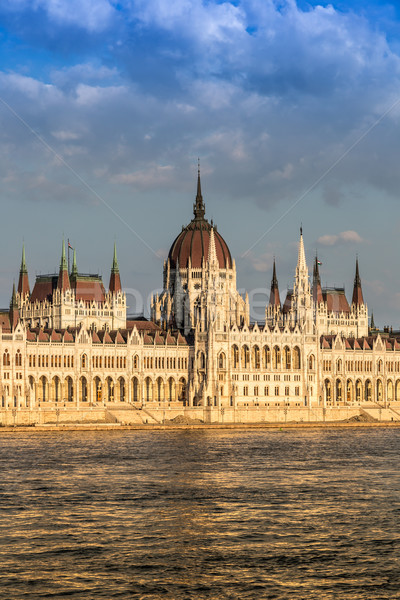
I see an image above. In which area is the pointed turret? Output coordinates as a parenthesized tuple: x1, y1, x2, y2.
(17, 243, 30, 297)
(193, 160, 205, 220)
(370, 311, 376, 331)
(208, 227, 218, 267)
(70, 248, 78, 279)
(57, 240, 70, 291)
(297, 226, 307, 274)
(9, 282, 19, 330)
(313, 256, 323, 304)
(268, 259, 281, 308)
(352, 258, 364, 306)
(109, 242, 122, 293)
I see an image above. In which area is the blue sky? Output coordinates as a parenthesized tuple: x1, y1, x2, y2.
(1, 0, 400, 326)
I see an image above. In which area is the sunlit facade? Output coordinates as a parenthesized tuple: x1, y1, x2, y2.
(1, 173, 399, 414)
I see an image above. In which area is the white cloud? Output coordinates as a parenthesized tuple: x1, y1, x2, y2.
(2, 0, 115, 32)
(318, 230, 363, 246)
(110, 165, 175, 188)
(244, 251, 273, 273)
(51, 130, 81, 141)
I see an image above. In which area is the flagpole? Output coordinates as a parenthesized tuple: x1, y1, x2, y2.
(68, 238, 70, 275)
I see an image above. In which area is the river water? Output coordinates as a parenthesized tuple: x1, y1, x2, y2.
(0, 427, 399, 599)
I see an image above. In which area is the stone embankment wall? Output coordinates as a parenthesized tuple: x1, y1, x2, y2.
(2, 404, 397, 427)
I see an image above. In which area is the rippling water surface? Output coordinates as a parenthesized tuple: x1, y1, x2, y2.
(0, 427, 399, 599)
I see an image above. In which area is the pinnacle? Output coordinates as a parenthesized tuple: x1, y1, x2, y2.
(111, 242, 119, 274)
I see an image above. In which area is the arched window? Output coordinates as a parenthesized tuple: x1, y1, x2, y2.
(337, 359, 342, 373)
(376, 379, 383, 402)
(336, 379, 342, 403)
(365, 380, 372, 402)
(119, 377, 125, 402)
(273, 346, 281, 369)
(252, 346, 260, 369)
(130, 377, 138, 402)
(346, 379, 353, 404)
(293, 347, 301, 370)
(309, 354, 315, 370)
(387, 380, 393, 403)
(80, 377, 88, 402)
(3, 351, 10, 367)
(325, 379, 331, 404)
(178, 378, 186, 403)
(156, 377, 164, 402)
(145, 377, 152, 402)
(133, 355, 139, 369)
(283, 346, 291, 369)
(263, 346, 270, 368)
(168, 377, 176, 402)
(232, 345, 239, 369)
(218, 352, 226, 369)
(81, 354, 87, 369)
(356, 379, 362, 403)
(106, 377, 114, 402)
(241, 345, 250, 369)
(15, 350, 22, 367)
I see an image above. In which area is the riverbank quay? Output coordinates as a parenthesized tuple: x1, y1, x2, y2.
(2, 402, 400, 427)
(1, 420, 400, 433)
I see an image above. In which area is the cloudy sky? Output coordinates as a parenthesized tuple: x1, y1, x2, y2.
(1, 0, 400, 325)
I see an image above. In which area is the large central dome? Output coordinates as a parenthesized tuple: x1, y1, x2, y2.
(168, 171, 232, 269)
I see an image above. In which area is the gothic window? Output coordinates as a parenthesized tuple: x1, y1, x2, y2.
(272, 346, 280, 369)
(3, 351, 10, 367)
(218, 353, 226, 369)
(292, 347, 301, 370)
(283, 346, 291, 370)
(232, 345, 239, 369)
(325, 379, 331, 404)
(376, 379, 383, 402)
(346, 380, 353, 403)
(336, 379, 342, 403)
(263, 346, 270, 368)
(241, 345, 250, 369)
(252, 346, 260, 369)
(365, 380, 372, 402)
(356, 380, 362, 403)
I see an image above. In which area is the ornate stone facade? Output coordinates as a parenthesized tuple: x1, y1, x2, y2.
(0, 173, 399, 415)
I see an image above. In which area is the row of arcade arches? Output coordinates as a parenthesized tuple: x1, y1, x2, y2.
(324, 378, 400, 404)
(27, 375, 187, 404)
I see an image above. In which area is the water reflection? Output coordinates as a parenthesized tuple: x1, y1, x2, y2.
(0, 429, 399, 599)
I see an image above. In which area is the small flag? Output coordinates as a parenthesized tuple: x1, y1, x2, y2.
(317, 260, 322, 266)
(68, 242, 73, 250)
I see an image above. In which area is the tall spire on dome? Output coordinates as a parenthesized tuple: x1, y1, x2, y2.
(109, 242, 122, 293)
(268, 258, 280, 307)
(18, 243, 30, 297)
(57, 239, 70, 291)
(352, 257, 364, 306)
(193, 159, 205, 220)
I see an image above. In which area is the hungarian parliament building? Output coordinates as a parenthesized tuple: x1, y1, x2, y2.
(1, 173, 398, 412)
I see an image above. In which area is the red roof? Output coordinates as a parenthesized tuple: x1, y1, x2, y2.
(168, 220, 232, 269)
(73, 279, 106, 302)
(31, 276, 57, 302)
(126, 319, 161, 332)
(323, 289, 350, 313)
